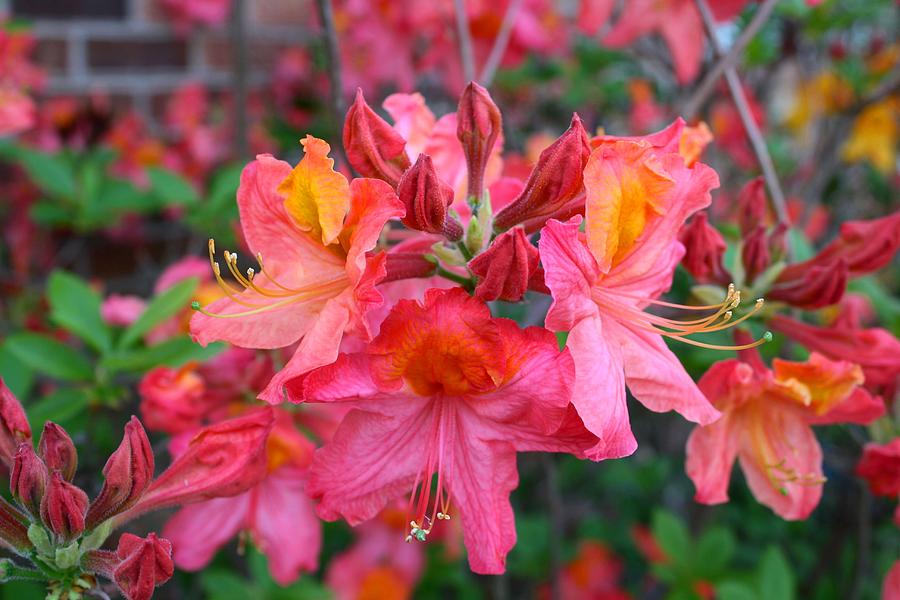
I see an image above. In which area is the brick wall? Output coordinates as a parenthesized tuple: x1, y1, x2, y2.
(5, 0, 313, 130)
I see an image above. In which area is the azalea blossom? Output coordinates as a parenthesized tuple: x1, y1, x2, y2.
(855, 439, 900, 525)
(288, 288, 596, 573)
(190, 135, 404, 402)
(539, 127, 754, 459)
(163, 410, 321, 585)
(686, 350, 884, 519)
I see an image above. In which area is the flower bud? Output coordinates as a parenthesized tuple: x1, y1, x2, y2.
(343, 89, 411, 187)
(768, 222, 789, 263)
(382, 253, 437, 283)
(679, 212, 728, 283)
(469, 228, 541, 302)
(138, 365, 206, 436)
(115, 408, 274, 524)
(457, 82, 502, 203)
(0, 497, 30, 553)
(741, 225, 770, 285)
(85, 417, 155, 530)
(113, 533, 174, 600)
(38, 423, 77, 481)
(0, 379, 31, 468)
(493, 114, 591, 233)
(40, 472, 88, 542)
(737, 177, 767, 236)
(790, 211, 900, 277)
(768, 258, 848, 309)
(10, 443, 47, 518)
(396, 154, 463, 240)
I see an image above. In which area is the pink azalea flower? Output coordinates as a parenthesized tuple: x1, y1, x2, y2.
(164, 410, 321, 585)
(855, 439, 900, 525)
(288, 288, 596, 573)
(539, 133, 724, 460)
(885, 561, 900, 600)
(190, 136, 404, 403)
(0, 87, 35, 136)
(591, 0, 752, 84)
(101, 294, 148, 327)
(325, 506, 425, 599)
(686, 351, 884, 519)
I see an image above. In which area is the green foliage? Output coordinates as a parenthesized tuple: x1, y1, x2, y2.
(47, 271, 111, 353)
(118, 277, 198, 348)
(3, 333, 94, 382)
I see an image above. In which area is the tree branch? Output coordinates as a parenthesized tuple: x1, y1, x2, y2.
(479, 0, 523, 86)
(315, 0, 349, 169)
(454, 0, 476, 83)
(682, 0, 780, 120)
(695, 0, 789, 225)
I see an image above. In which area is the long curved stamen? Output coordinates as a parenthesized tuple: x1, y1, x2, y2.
(594, 283, 771, 351)
(193, 238, 347, 319)
(406, 403, 452, 544)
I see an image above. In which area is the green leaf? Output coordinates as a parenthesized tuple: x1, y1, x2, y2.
(15, 147, 77, 198)
(758, 546, 794, 600)
(119, 277, 198, 348)
(696, 527, 736, 577)
(716, 581, 758, 600)
(200, 571, 256, 600)
(47, 271, 111, 353)
(4, 333, 93, 382)
(651, 510, 691, 567)
(148, 167, 200, 206)
(0, 345, 34, 400)
(102, 337, 224, 373)
(25, 388, 90, 432)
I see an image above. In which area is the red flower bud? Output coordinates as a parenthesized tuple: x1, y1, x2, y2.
(469, 228, 541, 302)
(343, 89, 411, 187)
(138, 365, 207, 436)
(115, 408, 274, 524)
(0, 379, 31, 468)
(383, 252, 438, 283)
(113, 533, 174, 600)
(856, 440, 900, 498)
(457, 82, 502, 202)
(0, 497, 30, 553)
(38, 423, 77, 481)
(737, 177, 768, 236)
(40, 471, 88, 541)
(86, 417, 155, 530)
(768, 258, 848, 309)
(10, 443, 47, 518)
(396, 153, 463, 240)
(768, 222, 789, 263)
(679, 212, 729, 283)
(741, 225, 770, 285)
(493, 114, 591, 233)
(779, 211, 900, 280)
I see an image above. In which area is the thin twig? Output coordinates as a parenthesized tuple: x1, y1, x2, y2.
(695, 0, 789, 224)
(479, 0, 523, 86)
(230, 0, 249, 160)
(454, 0, 476, 83)
(682, 0, 780, 120)
(315, 0, 350, 168)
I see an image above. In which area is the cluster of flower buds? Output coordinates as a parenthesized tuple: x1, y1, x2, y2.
(0, 379, 273, 600)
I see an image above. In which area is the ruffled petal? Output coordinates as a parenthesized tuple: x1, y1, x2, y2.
(565, 316, 636, 460)
(539, 217, 602, 332)
(686, 414, 738, 504)
(163, 494, 249, 571)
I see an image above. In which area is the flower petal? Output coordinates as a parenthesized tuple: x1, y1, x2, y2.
(163, 495, 249, 571)
(539, 217, 602, 332)
(686, 413, 738, 505)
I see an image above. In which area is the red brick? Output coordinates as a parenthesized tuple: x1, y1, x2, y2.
(252, 0, 311, 25)
(11, 0, 127, 19)
(34, 39, 68, 74)
(204, 37, 289, 70)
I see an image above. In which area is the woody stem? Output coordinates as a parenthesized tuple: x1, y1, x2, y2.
(682, 0, 780, 120)
(314, 0, 351, 171)
(694, 0, 790, 226)
(453, 0, 476, 82)
(479, 0, 524, 86)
